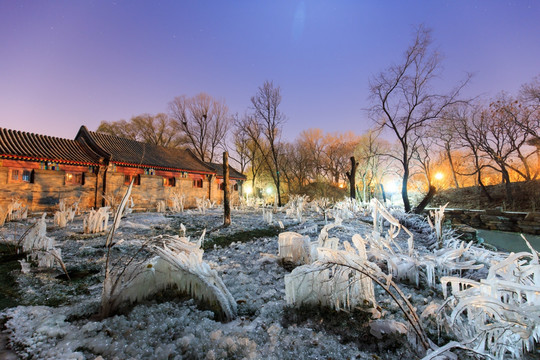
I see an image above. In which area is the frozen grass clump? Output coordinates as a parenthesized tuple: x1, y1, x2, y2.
(53, 199, 78, 228)
(285, 234, 376, 312)
(0, 199, 28, 226)
(18, 213, 69, 277)
(169, 190, 185, 212)
(83, 207, 109, 234)
(100, 235, 237, 320)
(156, 199, 166, 213)
(439, 237, 540, 359)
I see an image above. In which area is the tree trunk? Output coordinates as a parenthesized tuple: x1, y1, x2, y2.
(413, 185, 437, 214)
(446, 146, 460, 188)
(501, 166, 513, 205)
(402, 163, 411, 212)
(345, 157, 358, 199)
(477, 171, 493, 202)
(380, 183, 387, 203)
(276, 170, 282, 207)
(223, 152, 231, 226)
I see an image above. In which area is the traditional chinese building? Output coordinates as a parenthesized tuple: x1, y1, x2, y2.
(0, 126, 245, 212)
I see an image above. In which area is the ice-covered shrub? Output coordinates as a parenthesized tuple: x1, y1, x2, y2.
(156, 200, 166, 213)
(262, 208, 273, 224)
(285, 235, 375, 311)
(169, 190, 185, 212)
(196, 197, 212, 214)
(1, 199, 28, 226)
(100, 235, 236, 320)
(83, 207, 110, 234)
(284, 195, 308, 222)
(53, 199, 78, 228)
(278, 218, 342, 266)
(19, 213, 69, 278)
(284, 233, 433, 355)
(427, 203, 448, 249)
(439, 238, 540, 359)
(312, 197, 332, 223)
(331, 197, 370, 220)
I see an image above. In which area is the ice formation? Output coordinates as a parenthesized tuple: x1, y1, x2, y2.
(284, 195, 308, 222)
(427, 203, 447, 248)
(83, 207, 110, 234)
(278, 232, 311, 264)
(439, 238, 540, 359)
(169, 190, 185, 212)
(19, 213, 69, 276)
(53, 199, 78, 228)
(0, 199, 28, 226)
(100, 235, 237, 320)
(261, 208, 273, 225)
(285, 234, 376, 312)
(156, 200, 166, 213)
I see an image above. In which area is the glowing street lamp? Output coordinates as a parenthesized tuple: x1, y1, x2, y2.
(266, 187, 273, 195)
(434, 172, 444, 181)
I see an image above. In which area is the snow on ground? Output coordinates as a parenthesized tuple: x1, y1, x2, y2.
(0, 206, 530, 359)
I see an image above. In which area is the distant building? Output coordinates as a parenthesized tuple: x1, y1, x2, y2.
(0, 126, 245, 212)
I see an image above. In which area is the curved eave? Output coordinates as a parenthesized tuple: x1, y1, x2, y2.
(0, 153, 100, 166)
(111, 161, 216, 175)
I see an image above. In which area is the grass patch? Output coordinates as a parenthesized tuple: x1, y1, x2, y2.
(0, 246, 24, 310)
(204, 227, 281, 250)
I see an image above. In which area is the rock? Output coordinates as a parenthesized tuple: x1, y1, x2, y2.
(453, 224, 477, 242)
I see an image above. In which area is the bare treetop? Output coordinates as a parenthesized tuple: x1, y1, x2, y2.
(97, 113, 185, 148)
(368, 25, 470, 211)
(251, 81, 285, 142)
(169, 93, 231, 163)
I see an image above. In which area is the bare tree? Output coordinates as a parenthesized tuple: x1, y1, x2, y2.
(248, 81, 286, 206)
(519, 76, 540, 170)
(451, 104, 494, 201)
(368, 25, 469, 211)
(231, 118, 251, 174)
(431, 115, 461, 188)
(234, 115, 268, 192)
(355, 129, 391, 202)
(169, 93, 231, 162)
(490, 97, 538, 181)
(97, 113, 185, 148)
(297, 128, 326, 181)
(280, 141, 311, 193)
(413, 127, 437, 189)
(323, 131, 360, 184)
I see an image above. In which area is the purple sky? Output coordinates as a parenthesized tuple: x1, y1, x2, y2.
(1, 1, 539, 141)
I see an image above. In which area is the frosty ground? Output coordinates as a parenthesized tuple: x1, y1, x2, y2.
(0, 206, 535, 359)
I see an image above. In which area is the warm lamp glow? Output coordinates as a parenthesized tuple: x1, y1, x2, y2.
(434, 172, 444, 180)
(245, 186, 252, 195)
(385, 181, 399, 193)
(266, 187, 273, 195)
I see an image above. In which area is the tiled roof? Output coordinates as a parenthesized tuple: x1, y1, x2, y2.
(206, 162, 246, 180)
(76, 126, 215, 174)
(0, 127, 102, 165)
